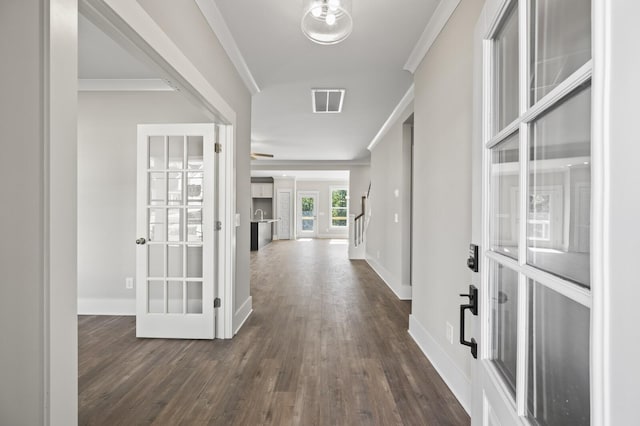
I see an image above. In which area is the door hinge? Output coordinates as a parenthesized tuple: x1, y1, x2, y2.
(214, 297, 221, 308)
(215, 221, 222, 231)
(214, 143, 222, 153)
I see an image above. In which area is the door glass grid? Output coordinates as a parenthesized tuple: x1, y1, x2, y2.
(301, 196, 315, 231)
(485, 0, 592, 421)
(527, 280, 590, 425)
(527, 85, 591, 288)
(146, 135, 204, 315)
(489, 262, 519, 399)
(493, 2, 520, 134)
(490, 132, 520, 260)
(530, 0, 591, 103)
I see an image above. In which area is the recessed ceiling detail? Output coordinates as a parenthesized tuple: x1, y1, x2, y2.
(312, 89, 345, 113)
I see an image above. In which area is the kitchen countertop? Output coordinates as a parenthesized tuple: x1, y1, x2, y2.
(250, 219, 280, 223)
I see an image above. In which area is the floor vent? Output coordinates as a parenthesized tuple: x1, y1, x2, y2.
(312, 89, 345, 113)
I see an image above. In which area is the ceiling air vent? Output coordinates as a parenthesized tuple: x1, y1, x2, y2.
(312, 89, 345, 113)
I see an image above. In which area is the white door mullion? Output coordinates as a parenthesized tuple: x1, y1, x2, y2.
(480, 36, 493, 360)
(515, 274, 528, 416)
(516, 0, 530, 415)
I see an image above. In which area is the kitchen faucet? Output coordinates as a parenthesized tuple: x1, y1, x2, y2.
(255, 208, 265, 221)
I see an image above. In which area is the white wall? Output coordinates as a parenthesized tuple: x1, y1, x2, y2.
(408, 0, 484, 412)
(295, 180, 349, 238)
(138, 0, 253, 331)
(367, 103, 414, 299)
(0, 0, 78, 424)
(77, 91, 210, 314)
(0, 3, 47, 423)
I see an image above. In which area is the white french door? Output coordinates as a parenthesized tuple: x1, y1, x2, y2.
(136, 124, 217, 339)
(473, 0, 594, 424)
(297, 191, 318, 238)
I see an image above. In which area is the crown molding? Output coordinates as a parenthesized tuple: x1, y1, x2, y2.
(251, 159, 370, 169)
(78, 78, 175, 91)
(367, 84, 414, 152)
(403, 0, 461, 73)
(195, 0, 260, 95)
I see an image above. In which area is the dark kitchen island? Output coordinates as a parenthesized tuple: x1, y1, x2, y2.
(250, 219, 280, 251)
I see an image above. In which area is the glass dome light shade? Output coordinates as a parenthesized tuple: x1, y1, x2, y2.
(302, 0, 353, 45)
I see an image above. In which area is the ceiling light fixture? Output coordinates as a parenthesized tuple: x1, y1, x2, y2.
(302, 0, 353, 45)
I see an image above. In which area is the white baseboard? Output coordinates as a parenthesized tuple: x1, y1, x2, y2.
(365, 256, 412, 300)
(233, 296, 253, 335)
(78, 297, 135, 316)
(408, 314, 470, 414)
(317, 233, 349, 239)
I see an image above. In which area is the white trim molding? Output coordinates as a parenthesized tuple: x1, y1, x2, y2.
(234, 296, 253, 335)
(366, 256, 412, 300)
(408, 314, 471, 414)
(367, 84, 414, 152)
(78, 298, 136, 316)
(251, 159, 370, 168)
(195, 0, 260, 95)
(403, 0, 462, 73)
(78, 78, 175, 91)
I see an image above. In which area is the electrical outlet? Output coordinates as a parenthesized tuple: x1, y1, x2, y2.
(446, 322, 454, 344)
(394, 213, 399, 223)
(125, 277, 134, 289)
(376, 250, 381, 259)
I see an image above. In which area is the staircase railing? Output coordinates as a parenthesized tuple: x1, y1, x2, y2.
(354, 195, 366, 247)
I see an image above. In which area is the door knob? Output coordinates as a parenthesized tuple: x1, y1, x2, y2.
(136, 237, 146, 245)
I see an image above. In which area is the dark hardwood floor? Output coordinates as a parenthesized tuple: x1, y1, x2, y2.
(79, 239, 469, 425)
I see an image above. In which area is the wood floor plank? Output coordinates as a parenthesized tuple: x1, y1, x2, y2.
(79, 239, 469, 425)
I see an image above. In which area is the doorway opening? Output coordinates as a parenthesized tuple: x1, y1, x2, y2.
(248, 170, 351, 259)
(77, 2, 236, 342)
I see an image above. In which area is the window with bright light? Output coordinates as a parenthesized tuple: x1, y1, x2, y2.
(330, 187, 348, 227)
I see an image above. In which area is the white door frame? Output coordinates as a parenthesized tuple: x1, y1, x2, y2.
(276, 189, 293, 240)
(297, 191, 319, 238)
(80, 0, 236, 340)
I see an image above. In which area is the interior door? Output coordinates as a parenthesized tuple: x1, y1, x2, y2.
(136, 123, 216, 339)
(297, 191, 318, 238)
(471, 0, 593, 424)
(277, 189, 292, 240)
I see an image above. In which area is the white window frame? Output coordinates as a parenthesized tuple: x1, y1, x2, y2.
(329, 186, 349, 229)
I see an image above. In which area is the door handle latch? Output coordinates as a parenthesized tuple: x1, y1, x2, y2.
(136, 237, 146, 245)
(459, 285, 478, 359)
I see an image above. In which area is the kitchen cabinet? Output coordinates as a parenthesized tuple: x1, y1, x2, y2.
(251, 183, 273, 198)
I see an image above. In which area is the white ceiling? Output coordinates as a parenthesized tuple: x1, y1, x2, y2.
(78, 1, 438, 161)
(251, 170, 349, 180)
(215, 0, 439, 161)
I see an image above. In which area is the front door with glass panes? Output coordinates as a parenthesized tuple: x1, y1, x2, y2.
(136, 124, 217, 339)
(474, 0, 593, 424)
(297, 191, 318, 237)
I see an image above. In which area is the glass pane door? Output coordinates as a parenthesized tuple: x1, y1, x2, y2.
(145, 135, 204, 315)
(136, 124, 215, 339)
(299, 193, 318, 236)
(480, 0, 593, 423)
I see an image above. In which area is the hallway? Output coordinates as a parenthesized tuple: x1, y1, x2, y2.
(79, 239, 469, 425)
